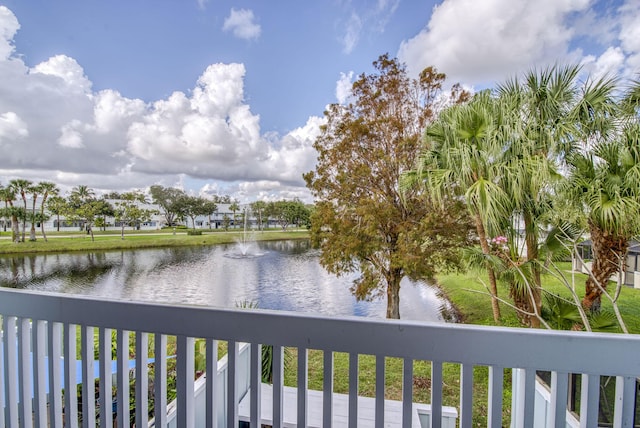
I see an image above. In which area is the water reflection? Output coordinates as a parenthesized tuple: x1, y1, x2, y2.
(0, 240, 452, 322)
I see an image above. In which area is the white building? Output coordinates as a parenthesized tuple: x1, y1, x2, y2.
(0, 199, 257, 232)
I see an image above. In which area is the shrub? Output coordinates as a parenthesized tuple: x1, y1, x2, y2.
(187, 230, 202, 236)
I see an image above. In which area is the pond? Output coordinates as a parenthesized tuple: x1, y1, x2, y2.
(0, 239, 455, 322)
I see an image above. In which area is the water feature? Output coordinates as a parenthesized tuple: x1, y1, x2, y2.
(226, 208, 264, 259)
(0, 240, 455, 322)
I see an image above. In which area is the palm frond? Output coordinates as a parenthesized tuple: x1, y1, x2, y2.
(540, 222, 582, 262)
(588, 310, 619, 332)
(542, 293, 583, 330)
(461, 246, 504, 272)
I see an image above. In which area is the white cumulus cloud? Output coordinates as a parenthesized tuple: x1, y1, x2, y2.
(581, 46, 626, 80)
(0, 7, 321, 201)
(398, 0, 592, 86)
(58, 120, 86, 148)
(0, 6, 19, 60)
(31, 55, 93, 94)
(618, 0, 640, 72)
(262, 115, 324, 185)
(223, 8, 261, 41)
(335, 71, 354, 105)
(127, 63, 263, 177)
(0, 112, 28, 140)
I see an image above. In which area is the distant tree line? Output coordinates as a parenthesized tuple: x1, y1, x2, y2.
(0, 180, 312, 243)
(148, 185, 311, 231)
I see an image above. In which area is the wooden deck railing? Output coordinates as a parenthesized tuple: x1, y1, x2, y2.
(1, 288, 640, 427)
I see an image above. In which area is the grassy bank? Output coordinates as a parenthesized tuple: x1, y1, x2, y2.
(438, 263, 640, 333)
(0, 228, 309, 255)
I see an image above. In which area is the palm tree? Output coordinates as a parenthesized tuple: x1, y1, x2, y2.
(70, 185, 95, 204)
(229, 201, 240, 229)
(0, 185, 18, 240)
(407, 91, 509, 323)
(28, 183, 41, 241)
(9, 179, 32, 242)
(250, 200, 267, 231)
(558, 73, 626, 312)
(69, 185, 95, 231)
(565, 121, 640, 311)
(495, 65, 586, 327)
(37, 182, 59, 241)
(47, 196, 67, 232)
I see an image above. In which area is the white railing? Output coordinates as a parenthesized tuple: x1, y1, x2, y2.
(1, 287, 640, 427)
(149, 342, 252, 427)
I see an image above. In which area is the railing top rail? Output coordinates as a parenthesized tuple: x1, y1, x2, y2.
(1, 288, 639, 376)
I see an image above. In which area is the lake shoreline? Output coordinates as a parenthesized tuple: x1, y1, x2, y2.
(0, 229, 310, 255)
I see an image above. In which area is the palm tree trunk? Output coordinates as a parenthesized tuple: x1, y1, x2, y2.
(386, 267, 403, 319)
(474, 213, 501, 323)
(21, 195, 27, 242)
(40, 204, 48, 241)
(523, 211, 541, 328)
(583, 223, 627, 312)
(30, 198, 37, 241)
(11, 214, 19, 243)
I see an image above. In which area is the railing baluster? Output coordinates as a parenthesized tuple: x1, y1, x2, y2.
(459, 363, 473, 428)
(348, 352, 358, 427)
(154, 333, 168, 428)
(518, 368, 536, 428)
(206, 338, 219, 428)
(177, 335, 195, 428)
(33, 320, 47, 428)
(3, 316, 18, 427)
(135, 332, 149, 427)
(487, 366, 503, 428)
(297, 347, 309, 428)
(272, 345, 284, 428)
(402, 358, 413, 428)
(81, 325, 96, 427)
(614, 375, 635, 428)
(227, 340, 238, 428)
(0, 314, 7, 428)
(375, 355, 385, 428)
(48, 321, 63, 428)
(250, 343, 262, 428)
(548, 371, 568, 428)
(18, 317, 33, 428)
(511, 368, 536, 428)
(323, 350, 334, 428)
(0, 316, 4, 428)
(98, 327, 113, 428)
(579, 374, 600, 428)
(116, 329, 129, 428)
(431, 361, 443, 428)
(64, 323, 78, 428)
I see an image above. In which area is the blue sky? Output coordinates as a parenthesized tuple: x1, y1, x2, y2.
(0, 0, 637, 202)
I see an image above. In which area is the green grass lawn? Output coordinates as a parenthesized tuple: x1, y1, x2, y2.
(0, 228, 309, 255)
(438, 262, 640, 333)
